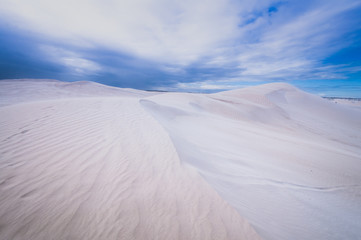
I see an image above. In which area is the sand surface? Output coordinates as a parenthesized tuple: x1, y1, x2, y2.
(1, 80, 361, 239)
(327, 97, 361, 110)
(0, 80, 260, 240)
(141, 83, 361, 240)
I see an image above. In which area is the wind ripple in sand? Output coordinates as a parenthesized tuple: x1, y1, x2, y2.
(0, 94, 260, 240)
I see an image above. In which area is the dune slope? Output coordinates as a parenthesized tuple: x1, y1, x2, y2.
(141, 83, 361, 240)
(1, 79, 361, 240)
(0, 80, 260, 240)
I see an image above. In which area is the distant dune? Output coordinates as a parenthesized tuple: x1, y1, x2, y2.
(324, 97, 361, 109)
(1, 80, 360, 240)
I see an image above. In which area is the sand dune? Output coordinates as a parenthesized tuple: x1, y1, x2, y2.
(141, 82, 361, 240)
(0, 80, 260, 240)
(0, 79, 155, 107)
(1, 80, 361, 240)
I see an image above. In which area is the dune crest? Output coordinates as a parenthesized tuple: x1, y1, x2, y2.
(141, 83, 361, 240)
(0, 80, 260, 240)
(1, 79, 361, 240)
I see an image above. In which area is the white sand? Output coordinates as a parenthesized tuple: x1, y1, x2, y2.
(141, 83, 361, 240)
(0, 80, 260, 240)
(327, 97, 361, 110)
(1, 80, 361, 240)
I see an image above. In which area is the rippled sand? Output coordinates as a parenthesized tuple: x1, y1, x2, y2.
(1, 79, 361, 240)
(0, 80, 260, 240)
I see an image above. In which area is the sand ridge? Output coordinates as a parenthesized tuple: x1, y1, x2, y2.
(141, 82, 361, 240)
(1, 79, 361, 240)
(0, 80, 260, 240)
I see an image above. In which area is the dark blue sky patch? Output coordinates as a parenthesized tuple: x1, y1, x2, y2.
(0, 25, 70, 80)
(323, 29, 361, 66)
(292, 79, 361, 98)
(268, 7, 278, 15)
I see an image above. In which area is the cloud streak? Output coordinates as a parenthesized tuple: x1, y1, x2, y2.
(0, 0, 360, 91)
(39, 45, 102, 75)
(0, 0, 241, 65)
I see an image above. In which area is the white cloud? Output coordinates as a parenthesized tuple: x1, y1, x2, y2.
(176, 81, 234, 91)
(223, 0, 361, 81)
(40, 45, 101, 75)
(0, 0, 360, 84)
(0, 0, 242, 66)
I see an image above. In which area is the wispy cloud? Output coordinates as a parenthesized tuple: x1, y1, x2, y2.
(39, 45, 102, 75)
(228, 0, 361, 81)
(0, 0, 360, 90)
(0, 0, 241, 65)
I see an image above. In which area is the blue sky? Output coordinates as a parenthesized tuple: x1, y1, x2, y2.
(0, 0, 361, 97)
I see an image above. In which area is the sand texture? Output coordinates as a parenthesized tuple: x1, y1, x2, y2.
(1, 80, 361, 239)
(0, 80, 260, 240)
(141, 83, 361, 240)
